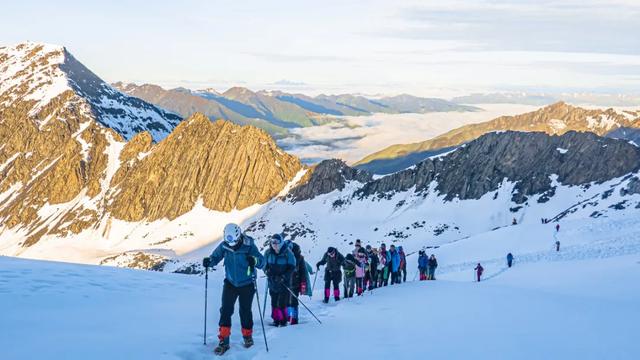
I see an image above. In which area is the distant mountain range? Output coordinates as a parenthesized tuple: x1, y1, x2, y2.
(355, 102, 640, 174)
(114, 83, 478, 137)
(452, 92, 640, 107)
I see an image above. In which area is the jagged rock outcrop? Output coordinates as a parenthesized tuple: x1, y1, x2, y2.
(109, 114, 302, 220)
(356, 131, 640, 203)
(356, 102, 640, 174)
(288, 159, 372, 202)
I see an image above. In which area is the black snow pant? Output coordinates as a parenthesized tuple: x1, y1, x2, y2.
(344, 275, 356, 298)
(219, 279, 255, 330)
(324, 270, 342, 300)
(364, 269, 377, 290)
(401, 265, 407, 282)
(270, 290, 288, 309)
(356, 277, 364, 295)
(390, 271, 400, 285)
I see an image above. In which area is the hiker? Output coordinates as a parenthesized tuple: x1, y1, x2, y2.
(507, 253, 514, 268)
(286, 239, 312, 325)
(202, 223, 265, 354)
(556, 224, 560, 232)
(352, 239, 362, 255)
(427, 254, 438, 280)
(317, 247, 345, 303)
(555, 240, 560, 252)
(342, 253, 358, 298)
(264, 234, 296, 327)
(389, 245, 401, 285)
(355, 247, 367, 295)
(398, 246, 407, 283)
(418, 250, 428, 281)
(512, 218, 517, 225)
(377, 243, 390, 287)
(364, 245, 378, 290)
(475, 263, 484, 282)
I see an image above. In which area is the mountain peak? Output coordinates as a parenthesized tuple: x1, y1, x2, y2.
(1, 41, 181, 142)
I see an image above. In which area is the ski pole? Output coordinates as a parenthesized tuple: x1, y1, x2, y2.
(280, 281, 322, 324)
(253, 274, 269, 352)
(203, 266, 209, 345)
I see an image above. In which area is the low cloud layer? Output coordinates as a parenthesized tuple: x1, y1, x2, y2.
(279, 104, 540, 164)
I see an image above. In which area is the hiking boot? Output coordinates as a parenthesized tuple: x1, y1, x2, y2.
(243, 336, 254, 348)
(214, 337, 230, 356)
(322, 298, 329, 304)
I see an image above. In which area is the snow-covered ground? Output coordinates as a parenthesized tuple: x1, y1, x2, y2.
(2, 213, 639, 359)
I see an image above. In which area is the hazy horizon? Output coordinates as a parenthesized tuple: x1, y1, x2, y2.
(2, 0, 639, 97)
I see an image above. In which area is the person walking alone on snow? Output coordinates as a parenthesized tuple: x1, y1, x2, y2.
(507, 253, 514, 268)
(475, 263, 484, 282)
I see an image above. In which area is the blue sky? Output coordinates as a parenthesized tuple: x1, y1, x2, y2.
(2, 0, 639, 96)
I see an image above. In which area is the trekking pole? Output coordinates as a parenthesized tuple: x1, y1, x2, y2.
(413, 269, 418, 282)
(203, 266, 209, 345)
(281, 282, 322, 324)
(262, 278, 268, 319)
(311, 270, 318, 293)
(252, 274, 269, 352)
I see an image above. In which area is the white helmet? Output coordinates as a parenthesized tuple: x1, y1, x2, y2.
(223, 223, 242, 246)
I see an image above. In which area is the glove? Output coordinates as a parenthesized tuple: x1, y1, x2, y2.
(202, 257, 211, 268)
(300, 281, 307, 294)
(316, 264, 321, 271)
(246, 255, 257, 268)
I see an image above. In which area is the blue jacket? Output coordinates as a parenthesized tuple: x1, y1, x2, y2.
(389, 250, 401, 272)
(418, 255, 428, 270)
(264, 244, 296, 293)
(208, 235, 265, 287)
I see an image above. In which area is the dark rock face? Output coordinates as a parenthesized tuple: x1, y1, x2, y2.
(356, 131, 640, 203)
(289, 159, 372, 202)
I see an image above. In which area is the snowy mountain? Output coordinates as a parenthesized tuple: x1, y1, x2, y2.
(0, 42, 181, 142)
(356, 102, 640, 174)
(234, 130, 640, 265)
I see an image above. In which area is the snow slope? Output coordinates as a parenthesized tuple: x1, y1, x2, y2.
(1, 212, 639, 359)
(237, 171, 640, 265)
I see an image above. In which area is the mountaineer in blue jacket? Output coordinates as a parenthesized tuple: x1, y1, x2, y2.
(203, 223, 265, 355)
(264, 234, 296, 327)
(389, 244, 402, 285)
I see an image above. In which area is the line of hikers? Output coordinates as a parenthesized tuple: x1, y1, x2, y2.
(316, 239, 438, 303)
(201, 223, 440, 355)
